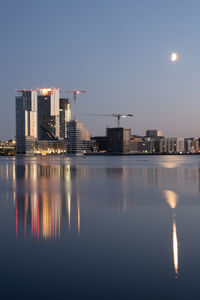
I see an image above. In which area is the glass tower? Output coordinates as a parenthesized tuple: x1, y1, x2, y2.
(37, 88, 60, 140)
(15, 90, 37, 154)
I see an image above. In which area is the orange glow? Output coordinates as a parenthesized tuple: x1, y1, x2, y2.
(38, 88, 54, 95)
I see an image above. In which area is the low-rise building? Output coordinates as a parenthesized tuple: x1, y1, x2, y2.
(130, 135, 146, 153)
(91, 136, 108, 152)
(160, 138, 185, 153)
(107, 127, 131, 154)
(184, 138, 199, 153)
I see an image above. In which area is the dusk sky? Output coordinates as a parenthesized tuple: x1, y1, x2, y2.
(1, 0, 200, 139)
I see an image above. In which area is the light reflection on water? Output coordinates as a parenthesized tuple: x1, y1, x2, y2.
(164, 190, 179, 277)
(0, 156, 200, 299)
(13, 162, 82, 239)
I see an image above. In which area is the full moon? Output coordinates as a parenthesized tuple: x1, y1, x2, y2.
(170, 52, 178, 62)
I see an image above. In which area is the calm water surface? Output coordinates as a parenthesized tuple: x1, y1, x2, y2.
(0, 155, 200, 299)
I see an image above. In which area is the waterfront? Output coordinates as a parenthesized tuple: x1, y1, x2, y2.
(1, 155, 200, 299)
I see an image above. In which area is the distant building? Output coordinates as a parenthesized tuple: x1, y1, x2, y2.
(16, 90, 37, 153)
(0, 140, 16, 155)
(91, 136, 108, 152)
(160, 138, 185, 153)
(130, 135, 146, 153)
(66, 120, 91, 154)
(146, 130, 162, 139)
(145, 137, 164, 153)
(143, 129, 164, 153)
(35, 139, 66, 155)
(184, 138, 199, 153)
(107, 127, 131, 154)
(37, 88, 60, 140)
(59, 98, 71, 139)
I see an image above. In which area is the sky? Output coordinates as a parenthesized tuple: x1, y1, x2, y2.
(1, 0, 200, 139)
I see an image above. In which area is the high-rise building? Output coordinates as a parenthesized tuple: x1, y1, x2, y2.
(37, 88, 60, 140)
(15, 87, 90, 155)
(59, 98, 71, 139)
(107, 127, 131, 154)
(66, 120, 91, 154)
(16, 90, 37, 153)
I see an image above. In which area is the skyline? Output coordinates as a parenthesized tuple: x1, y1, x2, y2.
(1, 0, 200, 139)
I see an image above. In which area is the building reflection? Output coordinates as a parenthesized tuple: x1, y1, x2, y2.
(164, 190, 179, 278)
(14, 161, 82, 239)
(3, 160, 199, 246)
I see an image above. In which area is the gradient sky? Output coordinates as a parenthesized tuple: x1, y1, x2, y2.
(1, 0, 200, 139)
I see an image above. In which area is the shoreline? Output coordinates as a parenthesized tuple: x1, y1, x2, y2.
(1, 152, 200, 157)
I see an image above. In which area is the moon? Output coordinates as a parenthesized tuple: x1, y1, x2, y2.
(170, 52, 178, 62)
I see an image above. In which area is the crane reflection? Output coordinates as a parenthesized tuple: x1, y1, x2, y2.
(164, 190, 179, 277)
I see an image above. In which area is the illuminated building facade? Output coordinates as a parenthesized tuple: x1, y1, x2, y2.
(37, 88, 60, 140)
(15, 90, 37, 154)
(34, 140, 66, 155)
(59, 98, 71, 139)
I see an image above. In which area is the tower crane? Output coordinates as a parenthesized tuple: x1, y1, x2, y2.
(62, 90, 87, 121)
(86, 113, 133, 127)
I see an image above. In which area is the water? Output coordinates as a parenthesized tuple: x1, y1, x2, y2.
(0, 155, 200, 299)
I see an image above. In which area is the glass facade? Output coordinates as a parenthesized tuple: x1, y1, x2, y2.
(38, 89, 60, 140)
(15, 91, 37, 154)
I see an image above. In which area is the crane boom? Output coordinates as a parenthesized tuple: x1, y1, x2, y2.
(86, 113, 133, 127)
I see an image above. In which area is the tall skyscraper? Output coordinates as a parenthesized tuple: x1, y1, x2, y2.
(15, 90, 37, 153)
(37, 88, 60, 140)
(59, 98, 71, 139)
(15, 87, 90, 155)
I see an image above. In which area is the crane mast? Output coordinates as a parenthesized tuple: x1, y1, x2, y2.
(62, 90, 87, 121)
